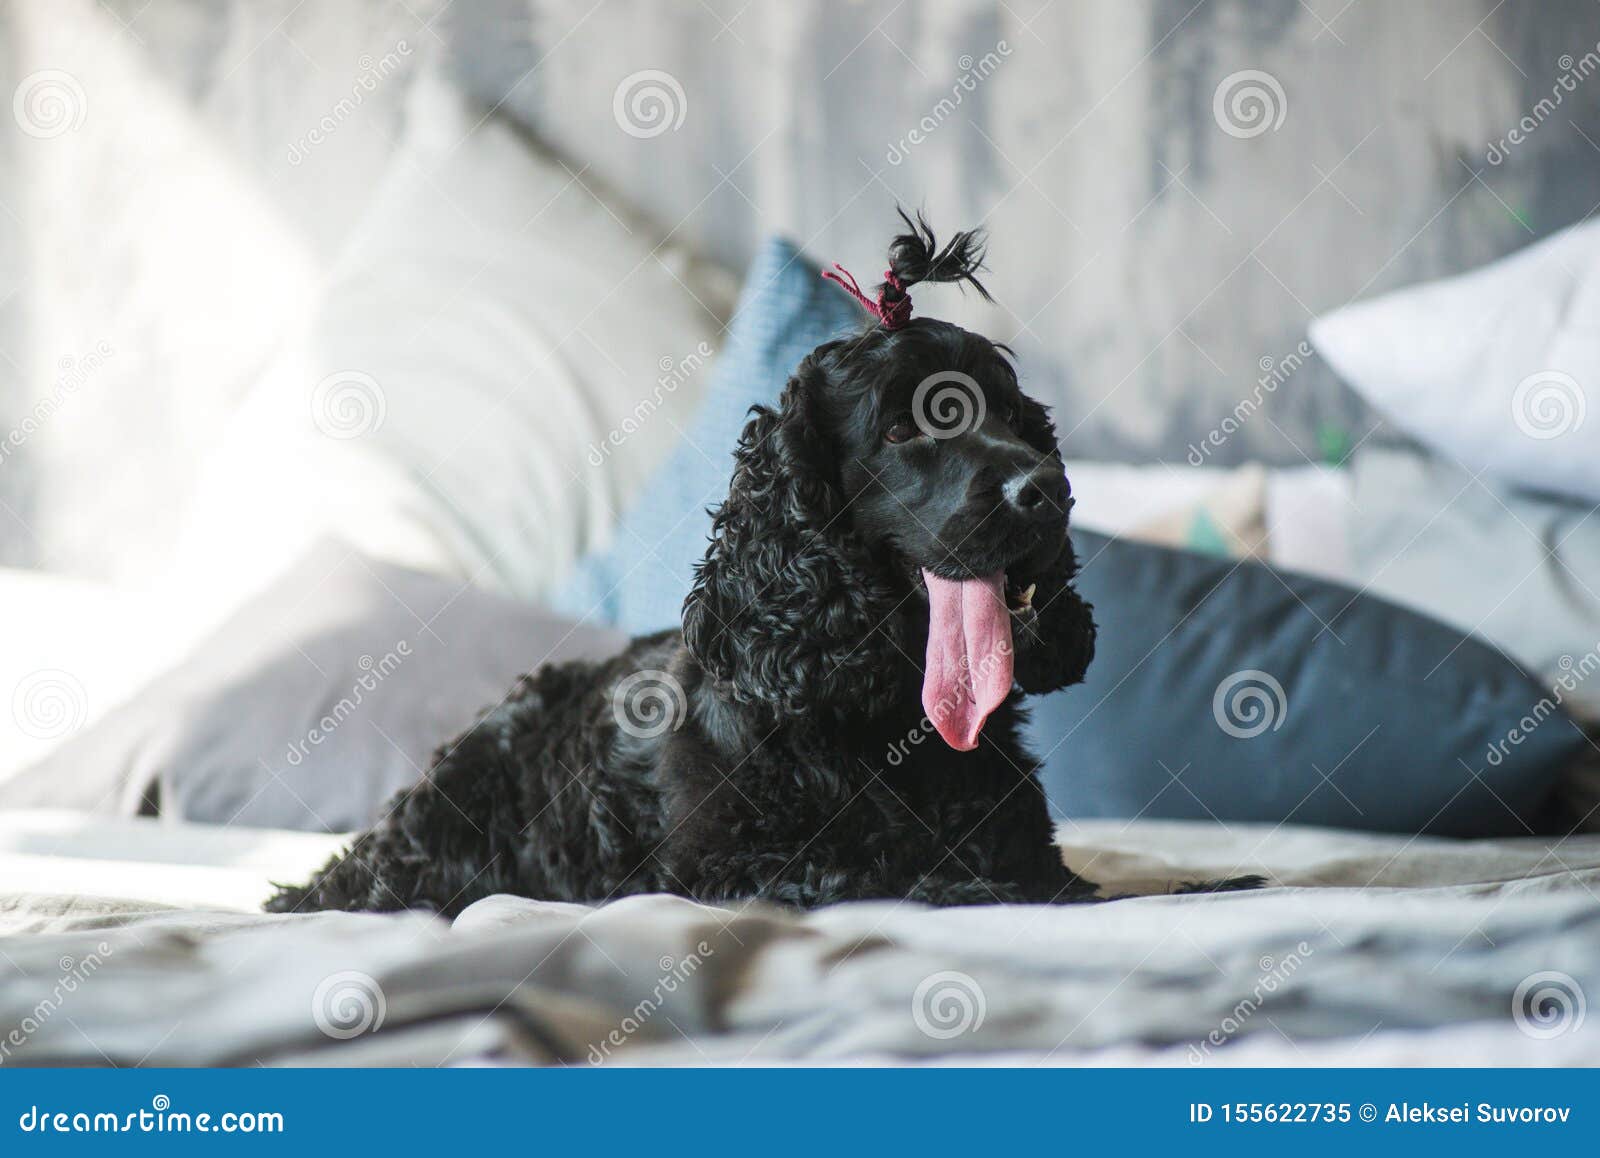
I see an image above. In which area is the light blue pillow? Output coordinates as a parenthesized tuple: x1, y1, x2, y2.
(554, 238, 862, 633)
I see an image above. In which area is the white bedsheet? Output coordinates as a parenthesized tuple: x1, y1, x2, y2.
(1, 810, 1595, 1067)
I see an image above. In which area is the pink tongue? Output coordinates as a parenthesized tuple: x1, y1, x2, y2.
(920, 570, 1014, 751)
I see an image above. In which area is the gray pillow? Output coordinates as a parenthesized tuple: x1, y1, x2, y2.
(0, 542, 624, 831)
(1351, 444, 1600, 713)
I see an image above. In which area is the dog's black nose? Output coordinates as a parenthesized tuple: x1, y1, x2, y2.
(1005, 466, 1068, 517)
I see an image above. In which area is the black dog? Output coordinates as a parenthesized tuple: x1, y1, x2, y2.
(270, 217, 1107, 915)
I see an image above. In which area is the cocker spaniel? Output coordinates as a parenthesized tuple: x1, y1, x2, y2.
(272, 215, 1134, 914)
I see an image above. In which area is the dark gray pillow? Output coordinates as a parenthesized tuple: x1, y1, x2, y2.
(0, 543, 624, 831)
(1029, 531, 1585, 836)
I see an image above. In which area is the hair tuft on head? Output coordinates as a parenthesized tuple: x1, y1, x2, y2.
(883, 208, 992, 303)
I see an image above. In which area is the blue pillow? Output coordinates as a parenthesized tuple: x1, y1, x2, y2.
(1030, 530, 1582, 836)
(557, 236, 1579, 835)
(554, 238, 862, 633)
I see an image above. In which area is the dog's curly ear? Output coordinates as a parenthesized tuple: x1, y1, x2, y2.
(683, 357, 908, 720)
(1011, 392, 1096, 694)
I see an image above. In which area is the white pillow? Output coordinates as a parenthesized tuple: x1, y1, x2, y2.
(1310, 219, 1600, 502)
(176, 71, 728, 609)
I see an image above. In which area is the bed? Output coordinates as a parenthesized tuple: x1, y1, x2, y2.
(3, 809, 1595, 1067)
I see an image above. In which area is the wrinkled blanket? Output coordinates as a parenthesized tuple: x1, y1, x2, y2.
(1, 813, 1597, 1066)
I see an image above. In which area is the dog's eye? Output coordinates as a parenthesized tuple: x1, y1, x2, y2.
(883, 417, 922, 444)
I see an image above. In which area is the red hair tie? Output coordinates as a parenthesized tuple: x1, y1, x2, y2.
(822, 264, 912, 330)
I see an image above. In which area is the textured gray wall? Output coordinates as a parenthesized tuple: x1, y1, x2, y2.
(447, 0, 1600, 464)
(2, 0, 1598, 576)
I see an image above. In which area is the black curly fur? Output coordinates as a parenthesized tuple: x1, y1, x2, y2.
(269, 220, 1256, 917)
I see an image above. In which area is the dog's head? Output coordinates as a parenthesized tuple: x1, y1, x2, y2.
(684, 216, 1094, 747)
